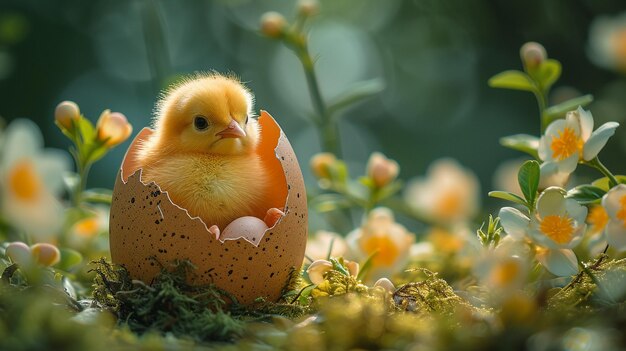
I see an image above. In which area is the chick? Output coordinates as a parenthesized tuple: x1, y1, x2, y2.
(136, 73, 276, 231)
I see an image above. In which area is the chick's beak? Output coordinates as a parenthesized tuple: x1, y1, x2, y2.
(216, 119, 246, 139)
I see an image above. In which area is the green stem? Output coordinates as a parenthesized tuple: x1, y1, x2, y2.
(585, 157, 618, 188)
(287, 34, 341, 156)
(534, 89, 548, 133)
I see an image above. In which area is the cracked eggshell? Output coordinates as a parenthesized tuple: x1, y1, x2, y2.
(109, 111, 308, 304)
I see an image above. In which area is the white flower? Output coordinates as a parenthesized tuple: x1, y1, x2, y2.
(0, 119, 70, 240)
(67, 205, 109, 249)
(602, 184, 626, 251)
(346, 207, 414, 280)
(538, 107, 619, 176)
(405, 158, 480, 224)
(588, 12, 626, 73)
(586, 205, 609, 256)
(305, 230, 348, 261)
(499, 187, 587, 276)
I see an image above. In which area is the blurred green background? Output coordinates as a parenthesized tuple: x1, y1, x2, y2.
(1, 0, 626, 210)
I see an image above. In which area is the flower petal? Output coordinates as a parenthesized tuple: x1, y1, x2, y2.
(539, 162, 570, 189)
(536, 248, 578, 276)
(36, 150, 72, 195)
(577, 106, 594, 142)
(565, 198, 588, 225)
(606, 220, 626, 252)
(602, 184, 626, 219)
(498, 207, 530, 240)
(539, 119, 568, 162)
(536, 187, 567, 217)
(1, 119, 41, 170)
(557, 153, 579, 174)
(582, 121, 619, 161)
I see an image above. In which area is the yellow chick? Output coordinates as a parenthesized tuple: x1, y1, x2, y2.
(136, 73, 278, 231)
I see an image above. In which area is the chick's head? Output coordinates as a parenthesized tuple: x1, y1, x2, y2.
(154, 73, 259, 156)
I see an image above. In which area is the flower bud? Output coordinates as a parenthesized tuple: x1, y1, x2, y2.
(367, 152, 399, 188)
(96, 110, 133, 147)
(520, 42, 547, 69)
(5, 241, 32, 266)
(310, 152, 337, 179)
(55, 101, 81, 131)
(30, 243, 60, 267)
(373, 277, 395, 293)
(306, 259, 333, 285)
(260, 12, 287, 38)
(298, 0, 319, 17)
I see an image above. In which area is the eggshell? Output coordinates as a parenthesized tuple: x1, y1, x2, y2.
(220, 216, 269, 243)
(109, 111, 308, 304)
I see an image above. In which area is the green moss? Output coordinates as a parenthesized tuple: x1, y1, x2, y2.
(548, 255, 626, 312)
(91, 258, 309, 343)
(393, 269, 473, 316)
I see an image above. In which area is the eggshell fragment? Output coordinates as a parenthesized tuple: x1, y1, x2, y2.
(109, 111, 308, 304)
(220, 216, 269, 244)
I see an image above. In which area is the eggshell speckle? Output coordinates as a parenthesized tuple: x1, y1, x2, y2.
(109, 111, 308, 304)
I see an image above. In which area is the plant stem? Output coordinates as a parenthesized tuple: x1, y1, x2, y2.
(585, 157, 618, 187)
(534, 89, 548, 133)
(289, 35, 341, 156)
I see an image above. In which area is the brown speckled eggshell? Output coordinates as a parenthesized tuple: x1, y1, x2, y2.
(109, 111, 308, 305)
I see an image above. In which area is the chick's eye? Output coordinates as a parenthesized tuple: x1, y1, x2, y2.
(245, 116, 249, 124)
(194, 116, 209, 131)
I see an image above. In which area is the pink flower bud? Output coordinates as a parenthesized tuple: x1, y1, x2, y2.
(5, 241, 32, 266)
(96, 110, 133, 147)
(30, 243, 60, 267)
(260, 12, 287, 38)
(55, 101, 81, 131)
(367, 152, 399, 188)
(520, 42, 547, 69)
(310, 152, 337, 179)
(298, 0, 319, 17)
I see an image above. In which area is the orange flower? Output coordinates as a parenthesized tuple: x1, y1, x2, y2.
(96, 110, 133, 147)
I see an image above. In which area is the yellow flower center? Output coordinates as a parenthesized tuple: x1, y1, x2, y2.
(617, 195, 626, 227)
(360, 235, 399, 267)
(8, 160, 43, 202)
(489, 259, 520, 287)
(550, 127, 582, 161)
(587, 205, 608, 234)
(435, 191, 461, 220)
(73, 217, 100, 237)
(539, 215, 575, 244)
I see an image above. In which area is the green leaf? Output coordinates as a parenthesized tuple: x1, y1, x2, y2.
(500, 134, 539, 159)
(75, 116, 96, 144)
(488, 70, 536, 92)
(591, 175, 626, 191)
(566, 185, 607, 205)
(327, 79, 385, 116)
(544, 94, 594, 120)
(518, 160, 540, 206)
(488, 191, 528, 207)
(535, 59, 561, 91)
(372, 181, 403, 203)
(58, 248, 83, 271)
(356, 251, 378, 281)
